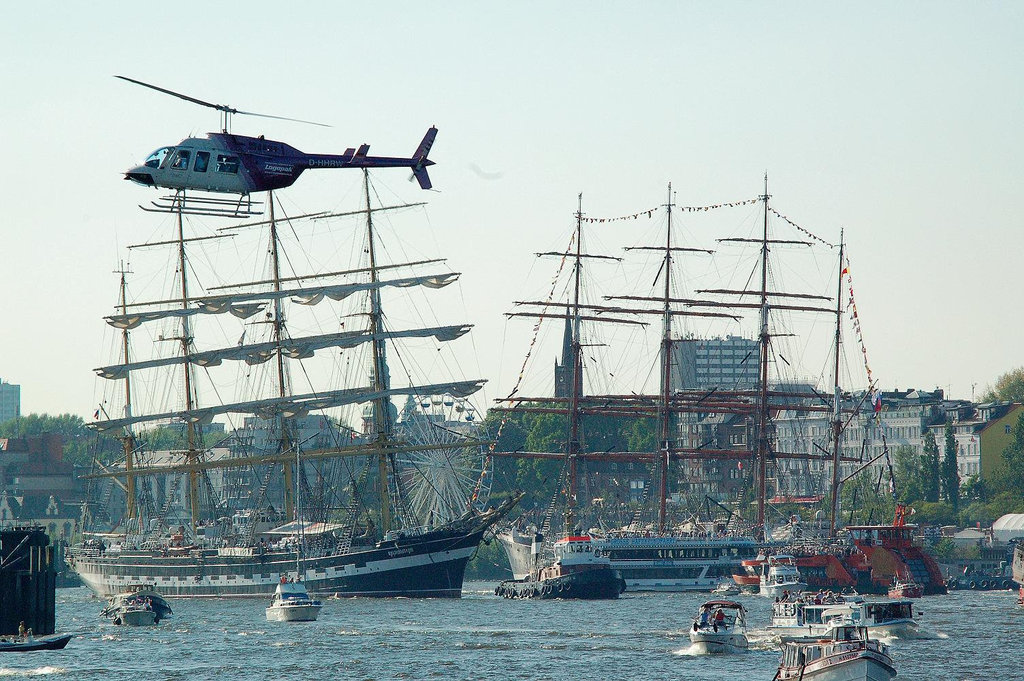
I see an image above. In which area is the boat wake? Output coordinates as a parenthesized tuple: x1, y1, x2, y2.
(883, 628, 947, 641)
(672, 643, 751, 656)
(746, 633, 781, 651)
(0, 668, 66, 677)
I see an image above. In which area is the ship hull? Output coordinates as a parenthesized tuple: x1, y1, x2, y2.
(495, 567, 624, 600)
(594, 535, 762, 592)
(69, 499, 523, 599)
(689, 629, 748, 654)
(778, 654, 896, 681)
(266, 603, 322, 622)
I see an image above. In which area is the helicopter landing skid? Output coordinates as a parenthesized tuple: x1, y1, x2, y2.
(141, 193, 264, 218)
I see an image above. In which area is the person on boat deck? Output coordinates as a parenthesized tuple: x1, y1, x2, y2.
(699, 606, 710, 628)
(714, 609, 726, 628)
(17, 622, 25, 639)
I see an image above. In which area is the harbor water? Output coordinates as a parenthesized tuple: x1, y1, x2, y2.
(3, 584, 1020, 680)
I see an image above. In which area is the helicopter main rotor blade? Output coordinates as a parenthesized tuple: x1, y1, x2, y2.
(232, 109, 331, 127)
(116, 75, 236, 113)
(115, 75, 330, 127)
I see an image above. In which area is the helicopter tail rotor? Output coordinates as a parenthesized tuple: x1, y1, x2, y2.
(411, 127, 438, 190)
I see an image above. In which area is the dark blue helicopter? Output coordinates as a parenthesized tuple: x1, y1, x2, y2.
(119, 76, 436, 196)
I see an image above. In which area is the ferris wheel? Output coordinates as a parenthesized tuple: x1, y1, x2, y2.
(394, 393, 492, 527)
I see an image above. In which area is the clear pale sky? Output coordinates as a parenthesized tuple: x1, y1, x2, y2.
(1, 3, 1021, 419)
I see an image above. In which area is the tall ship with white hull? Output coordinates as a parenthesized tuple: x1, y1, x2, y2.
(69, 165, 518, 598)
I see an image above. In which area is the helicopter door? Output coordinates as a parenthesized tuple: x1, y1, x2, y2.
(165, 148, 196, 189)
(194, 151, 210, 173)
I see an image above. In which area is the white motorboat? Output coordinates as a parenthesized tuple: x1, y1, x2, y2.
(266, 580, 323, 622)
(689, 600, 748, 654)
(777, 621, 897, 681)
(711, 582, 741, 596)
(760, 554, 807, 597)
(770, 595, 918, 638)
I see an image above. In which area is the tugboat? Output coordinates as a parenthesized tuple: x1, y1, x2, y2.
(776, 619, 897, 681)
(689, 600, 748, 654)
(495, 536, 624, 599)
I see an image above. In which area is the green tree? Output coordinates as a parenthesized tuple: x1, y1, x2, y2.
(839, 467, 894, 526)
(921, 430, 941, 502)
(983, 367, 1024, 402)
(892, 445, 924, 503)
(999, 412, 1024, 492)
(0, 413, 120, 465)
(960, 474, 989, 503)
(941, 422, 960, 513)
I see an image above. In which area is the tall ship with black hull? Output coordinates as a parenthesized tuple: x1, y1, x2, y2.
(68, 168, 519, 598)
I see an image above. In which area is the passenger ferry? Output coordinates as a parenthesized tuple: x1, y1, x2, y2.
(589, 534, 763, 592)
(769, 595, 918, 638)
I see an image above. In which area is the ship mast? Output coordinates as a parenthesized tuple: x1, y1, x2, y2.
(564, 194, 585, 534)
(266, 192, 297, 522)
(116, 262, 138, 525)
(829, 231, 846, 537)
(657, 184, 674, 533)
(364, 170, 397, 535)
(755, 175, 771, 538)
(172, 198, 203, 535)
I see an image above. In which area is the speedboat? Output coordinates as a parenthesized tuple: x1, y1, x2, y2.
(112, 602, 157, 626)
(712, 582, 741, 596)
(100, 585, 172, 626)
(689, 600, 748, 654)
(0, 634, 73, 652)
(266, 580, 323, 622)
(777, 620, 896, 681)
(770, 595, 918, 639)
(760, 554, 807, 597)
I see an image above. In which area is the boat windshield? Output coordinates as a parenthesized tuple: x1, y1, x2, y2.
(144, 147, 174, 168)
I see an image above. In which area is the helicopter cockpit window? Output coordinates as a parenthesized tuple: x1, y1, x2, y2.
(194, 151, 210, 173)
(144, 147, 173, 169)
(216, 155, 240, 174)
(170, 149, 191, 170)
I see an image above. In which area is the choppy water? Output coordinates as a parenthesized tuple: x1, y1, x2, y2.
(0, 585, 1018, 680)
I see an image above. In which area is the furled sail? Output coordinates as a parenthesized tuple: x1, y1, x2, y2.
(89, 379, 486, 433)
(94, 324, 473, 380)
(105, 272, 461, 329)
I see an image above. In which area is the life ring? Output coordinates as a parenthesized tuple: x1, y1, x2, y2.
(1003, 580, 1012, 589)
(980, 580, 990, 589)
(969, 580, 978, 589)
(947, 578, 959, 589)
